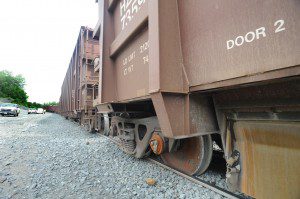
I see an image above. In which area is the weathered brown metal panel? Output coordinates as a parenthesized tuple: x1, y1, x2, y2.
(114, 28, 149, 101)
(96, 0, 150, 103)
(152, 93, 219, 139)
(234, 121, 300, 199)
(97, 0, 117, 104)
(149, 0, 188, 94)
(177, 0, 300, 89)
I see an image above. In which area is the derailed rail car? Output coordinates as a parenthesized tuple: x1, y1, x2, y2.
(59, 26, 99, 128)
(92, 0, 300, 198)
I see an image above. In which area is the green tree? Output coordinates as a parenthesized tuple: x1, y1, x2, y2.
(43, 101, 58, 107)
(0, 70, 28, 105)
(27, 101, 43, 108)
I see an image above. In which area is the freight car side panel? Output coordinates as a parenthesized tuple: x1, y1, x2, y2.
(110, 0, 150, 101)
(115, 29, 149, 101)
(177, 0, 300, 88)
(59, 27, 99, 118)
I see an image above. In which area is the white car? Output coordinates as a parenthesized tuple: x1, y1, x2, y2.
(0, 103, 20, 117)
(36, 108, 46, 114)
(28, 108, 37, 114)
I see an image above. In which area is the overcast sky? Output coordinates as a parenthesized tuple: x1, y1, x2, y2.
(0, 0, 98, 103)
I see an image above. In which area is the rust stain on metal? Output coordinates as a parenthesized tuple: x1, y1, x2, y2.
(160, 135, 212, 176)
(149, 133, 164, 155)
(234, 121, 300, 199)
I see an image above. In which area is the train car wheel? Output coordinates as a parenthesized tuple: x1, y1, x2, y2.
(160, 135, 213, 176)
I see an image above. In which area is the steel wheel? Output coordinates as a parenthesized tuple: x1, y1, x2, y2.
(160, 135, 213, 176)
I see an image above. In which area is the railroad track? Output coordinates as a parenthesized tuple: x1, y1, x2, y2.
(147, 157, 249, 199)
(98, 134, 251, 199)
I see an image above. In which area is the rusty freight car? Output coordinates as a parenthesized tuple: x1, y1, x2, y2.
(59, 26, 99, 129)
(44, 105, 59, 113)
(92, 0, 300, 198)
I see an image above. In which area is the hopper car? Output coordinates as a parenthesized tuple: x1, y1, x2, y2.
(58, 0, 300, 198)
(44, 105, 59, 113)
(59, 26, 99, 130)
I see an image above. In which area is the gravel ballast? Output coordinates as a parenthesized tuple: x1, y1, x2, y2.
(0, 111, 225, 199)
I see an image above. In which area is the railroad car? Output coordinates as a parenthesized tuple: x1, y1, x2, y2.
(44, 105, 59, 113)
(59, 26, 99, 129)
(90, 0, 300, 198)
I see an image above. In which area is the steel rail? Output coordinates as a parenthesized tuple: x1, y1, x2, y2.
(147, 157, 246, 199)
(98, 134, 248, 199)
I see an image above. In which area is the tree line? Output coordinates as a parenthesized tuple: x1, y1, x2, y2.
(0, 70, 58, 108)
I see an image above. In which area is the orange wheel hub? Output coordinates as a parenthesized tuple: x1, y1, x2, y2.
(149, 133, 164, 155)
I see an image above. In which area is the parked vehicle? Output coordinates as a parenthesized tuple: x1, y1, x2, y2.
(36, 108, 45, 114)
(28, 108, 37, 114)
(0, 103, 20, 117)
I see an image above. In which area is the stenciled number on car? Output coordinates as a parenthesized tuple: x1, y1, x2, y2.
(120, 0, 147, 30)
(122, 40, 149, 76)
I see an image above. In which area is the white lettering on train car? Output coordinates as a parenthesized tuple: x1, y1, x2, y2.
(120, 0, 146, 30)
(274, 19, 285, 33)
(122, 51, 136, 76)
(122, 40, 149, 76)
(226, 19, 286, 50)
